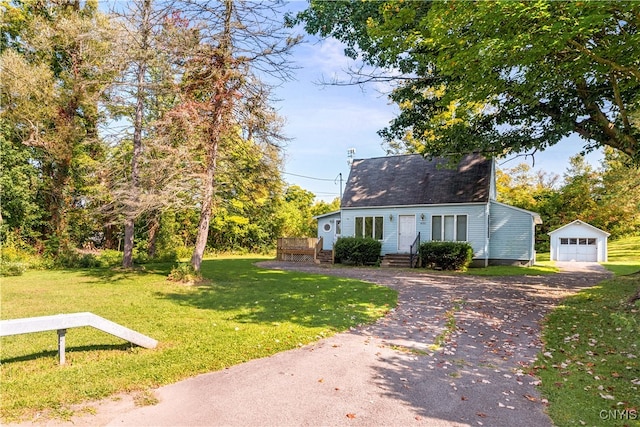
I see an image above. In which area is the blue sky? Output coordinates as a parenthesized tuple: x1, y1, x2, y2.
(275, 1, 603, 202)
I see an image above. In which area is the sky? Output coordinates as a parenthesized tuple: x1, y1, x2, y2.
(275, 1, 603, 202)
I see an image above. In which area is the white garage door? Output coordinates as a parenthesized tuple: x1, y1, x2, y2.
(558, 238, 598, 261)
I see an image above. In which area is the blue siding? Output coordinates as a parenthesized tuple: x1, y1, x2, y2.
(316, 212, 341, 250)
(341, 204, 488, 257)
(489, 201, 534, 261)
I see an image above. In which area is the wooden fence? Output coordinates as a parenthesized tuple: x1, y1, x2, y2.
(276, 237, 323, 263)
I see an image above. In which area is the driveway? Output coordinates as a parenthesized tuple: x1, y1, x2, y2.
(44, 262, 611, 427)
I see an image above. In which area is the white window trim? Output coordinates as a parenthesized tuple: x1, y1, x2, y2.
(431, 214, 468, 242)
(354, 216, 384, 240)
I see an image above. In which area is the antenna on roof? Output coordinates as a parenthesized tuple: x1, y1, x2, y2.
(347, 148, 356, 166)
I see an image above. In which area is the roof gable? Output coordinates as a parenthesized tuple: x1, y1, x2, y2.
(341, 154, 493, 208)
(548, 220, 610, 236)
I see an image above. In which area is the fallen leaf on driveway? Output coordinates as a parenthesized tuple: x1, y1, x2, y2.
(346, 413, 356, 419)
(524, 394, 538, 402)
(476, 412, 487, 418)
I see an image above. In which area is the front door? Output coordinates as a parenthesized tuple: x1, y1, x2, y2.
(398, 215, 416, 253)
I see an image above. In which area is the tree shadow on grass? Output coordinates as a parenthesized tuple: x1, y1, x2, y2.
(77, 262, 174, 283)
(155, 258, 397, 331)
(0, 343, 134, 364)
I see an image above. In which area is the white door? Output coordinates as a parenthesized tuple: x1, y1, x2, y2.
(398, 215, 416, 253)
(557, 238, 598, 262)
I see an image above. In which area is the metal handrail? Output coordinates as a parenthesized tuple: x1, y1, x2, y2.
(409, 232, 421, 268)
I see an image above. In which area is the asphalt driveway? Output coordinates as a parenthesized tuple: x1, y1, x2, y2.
(47, 262, 611, 426)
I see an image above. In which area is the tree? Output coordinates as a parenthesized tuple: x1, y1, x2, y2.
(277, 186, 316, 238)
(592, 149, 640, 237)
(161, 0, 298, 271)
(294, 1, 640, 164)
(1, 0, 117, 254)
(496, 164, 559, 212)
(106, 0, 189, 267)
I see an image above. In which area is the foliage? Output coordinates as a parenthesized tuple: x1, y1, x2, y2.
(419, 241, 473, 271)
(0, 257, 396, 422)
(1, 1, 118, 253)
(294, 1, 640, 164)
(167, 262, 202, 284)
(533, 275, 640, 426)
(0, 0, 302, 266)
(334, 237, 381, 266)
(497, 151, 640, 249)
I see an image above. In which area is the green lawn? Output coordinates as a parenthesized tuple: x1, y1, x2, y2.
(604, 235, 640, 275)
(534, 235, 640, 426)
(0, 257, 397, 422)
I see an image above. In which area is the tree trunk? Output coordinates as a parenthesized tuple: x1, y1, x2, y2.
(191, 141, 218, 271)
(147, 214, 160, 258)
(123, 219, 135, 266)
(122, 0, 151, 268)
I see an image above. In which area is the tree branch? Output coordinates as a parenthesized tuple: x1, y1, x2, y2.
(568, 39, 640, 80)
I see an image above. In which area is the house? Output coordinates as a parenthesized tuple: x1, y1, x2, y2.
(548, 220, 609, 262)
(316, 153, 542, 267)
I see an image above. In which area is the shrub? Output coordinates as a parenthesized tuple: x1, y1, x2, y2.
(167, 263, 203, 284)
(419, 241, 473, 271)
(334, 237, 381, 266)
(98, 250, 124, 267)
(0, 261, 26, 276)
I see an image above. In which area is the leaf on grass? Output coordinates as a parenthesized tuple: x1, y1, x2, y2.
(599, 393, 615, 400)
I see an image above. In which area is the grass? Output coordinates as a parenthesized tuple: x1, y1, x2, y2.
(533, 235, 640, 426)
(0, 257, 397, 422)
(604, 235, 640, 276)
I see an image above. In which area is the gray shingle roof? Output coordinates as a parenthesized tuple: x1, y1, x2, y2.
(341, 154, 493, 208)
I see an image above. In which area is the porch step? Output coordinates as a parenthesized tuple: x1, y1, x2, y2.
(381, 253, 416, 268)
(315, 250, 334, 265)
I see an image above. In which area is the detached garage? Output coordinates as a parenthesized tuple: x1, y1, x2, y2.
(549, 220, 610, 262)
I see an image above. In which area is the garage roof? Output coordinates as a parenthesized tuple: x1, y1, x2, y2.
(548, 220, 610, 236)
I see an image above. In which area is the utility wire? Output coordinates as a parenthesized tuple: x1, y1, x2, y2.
(282, 171, 337, 182)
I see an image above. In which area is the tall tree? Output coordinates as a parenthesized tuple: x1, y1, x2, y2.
(163, 0, 298, 271)
(294, 1, 640, 164)
(1, 0, 117, 253)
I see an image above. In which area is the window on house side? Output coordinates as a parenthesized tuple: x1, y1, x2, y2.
(432, 215, 442, 241)
(374, 217, 383, 240)
(355, 217, 363, 238)
(354, 216, 384, 240)
(431, 215, 468, 242)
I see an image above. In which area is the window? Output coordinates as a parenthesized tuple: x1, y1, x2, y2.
(354, 216, 384, 240)
(431, 214, 468, 241)
(560, 237, 597, 245)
